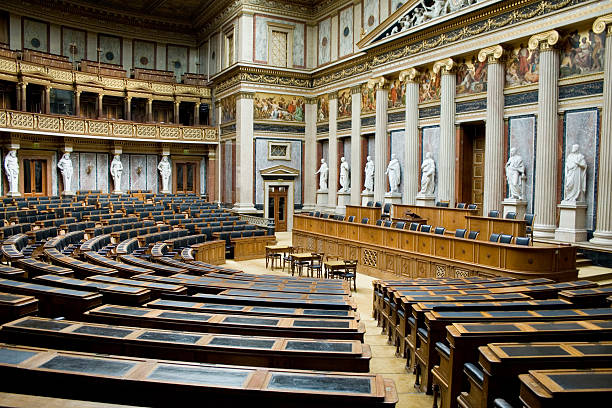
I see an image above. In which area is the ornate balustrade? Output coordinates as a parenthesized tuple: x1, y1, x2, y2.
(0, 109, 218, 143)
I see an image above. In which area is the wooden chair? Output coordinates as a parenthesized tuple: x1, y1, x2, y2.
(455, 228, 467, 238)
(383, 220, 392, 228)
(467, 204, 478, 210)
(381, 203, 392, 220)
(499, 234, 513, 244)
(456, 203, 466, 209)
(420, 225, 432, 233)
(375, 219, 383, 226)
(488, 210, 500, 218)
(343, 260, 358, 291)
(366, 201, 374, 207)
(467, 230, 480, 239)
(515, 236, 531, 246)
(307, 252, 324, 278)
(525, 213, 535, 240)
(395, 222, 405, 229)
(409, 222, 420, 231)
(374, 201, 383, 208)
(347, 215, 355, 222)
(361, 217, 369, 224)
(489, 233, 501, 242)
(281, 246, 295, 272)
(434, 227, 446, 235)
(505, 211, 517, 219)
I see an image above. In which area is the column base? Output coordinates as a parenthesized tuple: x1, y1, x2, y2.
(416, 193, 436, 207)
(301, 204, 316, 212)
(590, 231, 612, 247)
(384, 192, 403, 206)
(336, 191, 351, 215)
(533, 224, 557, 239)
(61, 191, 75, 197)
(502, 198, 527, 219)
(361, 192, 374, 206)
(159, 189, 171, 194)
(554, 201, 587, 242)
(316, 191, 329, 211)
(112, 190, 124, 195)
(6, 191, 21, 197)
(232, 203, 258, 214)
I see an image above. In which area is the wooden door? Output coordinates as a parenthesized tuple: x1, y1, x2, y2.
(268, 186, 288, 232)
(22, 158, 47, 197)
(471, 134, 485, 214)
(174, 161, 198, 194)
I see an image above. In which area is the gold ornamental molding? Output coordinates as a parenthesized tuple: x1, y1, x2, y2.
(433, 58, 455, 75)
(367, 76, 388, 90)
(351, 85, 362, 94)
(399, 68, 419, 83)
(528, 30, 560, 51)
(593, 14, 612, 35)
(478, 45, 505, 64)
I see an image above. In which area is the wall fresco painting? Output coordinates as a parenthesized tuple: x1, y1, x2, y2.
(456, 56, 487, 95)
(337, 88, 352, 119)
(254, 93, 305, 122)
(419, 68, 441, 103)
(560, 29, 605, 78)
(317, 94, 329, 122)
(388, 77, 406, 108)
(361, 85, 376, 114)
(221, 95, 236, 124)
(505, 44, 539, 87)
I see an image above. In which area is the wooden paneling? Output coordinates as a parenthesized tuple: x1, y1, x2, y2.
(193, 240, 225, 265)
(345, 205, 381, 224)
(466, 216, 526, 239)
(232, 235, 277, 261)
(394, 204, 477, 231)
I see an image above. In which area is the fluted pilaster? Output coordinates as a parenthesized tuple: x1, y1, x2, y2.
(350, 86, 362, 205)
(480, 45, 505, 213)
(303, 98, 317, 211)
(591, 17, 612, 245)
(401, 68, 420, 204)
(233, 92, 257, 213)
(435, 58, 456, 206)
(370, 77, 389, 203)
(531, 30, 560, 238)
(328, 93, 338, 210)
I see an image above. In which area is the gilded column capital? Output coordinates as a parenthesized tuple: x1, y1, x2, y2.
(593, 14, 612, 36)
(367, 76, 388, 90)
(433, 58, 455, 75)
(351, 85, 362, 94)
(528, 30, 559, 51)
(478, 45, 505, 64)
(305, 97, 317, 104)
(237, 92, 255, 100)
(327, 91, 338, 100)
(399, 68, 419, 82)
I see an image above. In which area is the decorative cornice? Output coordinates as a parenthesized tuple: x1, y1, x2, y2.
(478, 45, 505, 64)
(528, 30, 560, 51)
(399, 68, 419, 82)
(237, 92, 255, 99)
(367, 76, 388, 90)
(327, 91, 338, 100)
(593, 14, 612, 35)
(433, 58, 455, 75)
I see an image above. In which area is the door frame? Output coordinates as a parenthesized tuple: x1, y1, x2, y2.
(263, 179, 294, 231)
(172, 156, 201, 194)
(18, 149, 54, 197)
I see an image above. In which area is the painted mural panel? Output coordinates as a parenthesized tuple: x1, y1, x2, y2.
(456, 56, 487, 95)
(167, 45, 188, 81)
(361, 85, 376, 114)
(388, 77, 406, 108)
(507, 115, 535, 214)
(317, 94, 329, 122)
(318, 18, 331, 66)
(560, 29, 605, 78)
(254, 93, 305, 122)
(419, 68, 441, 103)
(221, 95, 236, 124)
(421, 126, 440, 197)
(23, 19, 48, 51)
(61, 28, 86, 62)
(337, 88, 352, 119)
(339, 7, 354, 57)
(505, 44, 539, 87)
(133, 40, 156, 69)
(254, 16, 305, 67)
(363, 0, 379, 32)
(99, 34, 121, 65)
(563, 109, 599, 230)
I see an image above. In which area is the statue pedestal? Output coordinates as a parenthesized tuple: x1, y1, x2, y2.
(384, 192, 403, 206)
(112, 190, 124, 195)
(555, 201, 587, 243)
(6, 191, 21, 197)
(502, 198, 527, 219)
(61, 191, 75, 197)
(159, 189, 171, 194)
(336, 191, 351, 215)
(361, 191, 374, 206)
(416, 193, 435, 207)
(316, 190, 328, 211)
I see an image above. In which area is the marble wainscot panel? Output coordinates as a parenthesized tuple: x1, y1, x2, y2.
(318, 18, 331, 66)
(167, 45, 188, 81)
(367, 135, 375, 162)
(49, 153, 58, 196)
(62, 28, 86, 62)
(130, 155, 147, 191)
(391, 129, 406, 198)
(339, 7, 354, 57)
(254, 16, 305, 67)
(96, 154, 109, 193)
(224, 141, 233, 202)
(563, 109, 599, 230)
(133, 40, 156, 69)
(99, 34, 122, 65)
(507, 115, 536, 214)
(363, 0, 379, 32)
(343, 139, 351, 168)
(78, 152, 97, 191)
(322, 140, 329, 163)
(255, 139, 302, 206)
(146, 155, 159, 192)
(23, 19, 48, 52)
(119, 154, 131, 193)
(200, 159, 207, 195)
(422, 126, 440, 197)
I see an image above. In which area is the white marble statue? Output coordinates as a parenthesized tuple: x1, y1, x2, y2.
(57, 153, 73, 193)
(158, 156, 172, 193)
(315, 158, 329, 191)
(420, 152, 436, 195)
(505, 148, 525, 200)
(423, 0, 447, 20)
(564, 144, 587, 202)
(339, 156, 350, 193)
(110, 154, 123, 194)
(363, 156, 374, 193)
(386, 154, 401, 194)
(4, 150, 19, 195)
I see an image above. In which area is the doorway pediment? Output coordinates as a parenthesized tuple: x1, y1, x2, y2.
(260, 165, 299, 178)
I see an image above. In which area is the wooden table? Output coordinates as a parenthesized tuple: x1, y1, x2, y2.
(291, 252, 315, 276)
(325, 260, 347, 279)
(265, 245, 291, 269)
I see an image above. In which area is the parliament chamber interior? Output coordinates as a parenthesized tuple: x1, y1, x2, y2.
(0, 0, 612, 407)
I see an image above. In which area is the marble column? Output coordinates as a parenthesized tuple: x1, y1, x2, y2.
(530, 30, 560, 238)
(173, 100, 180, 124)
(479, 45, 505, 214)
(370, 77, 388, 203)
(124, 96, 131, 121)
(146, 98, 153, 122)
(303, 98, 317, 211)
(400, 68, 419, 204)
(20, 83, 27, 111)
(233, 92, 256, 213)
(350, 85, 362, 205)
(97, 93, 104, 119)
(591, 16, 612, 245)
(194, 103, 200, 126)
(74, 90, 81, 117)
(43, 85, 51, 114)
(434, 58, 456, 206)
(328, 93, 338, 211)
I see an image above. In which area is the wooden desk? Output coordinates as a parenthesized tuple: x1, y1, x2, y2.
(265, 245, 290, 269)
(192, 240, 225, 265)
(325, 260, 346, 279)
(345, 205, 381, 224)
(393, 204, 477, 231)
(293, 215, 576, 282)
(466, 215, 527, 239)
(233, 235, 277, 261)
(291, 252, 315, 275)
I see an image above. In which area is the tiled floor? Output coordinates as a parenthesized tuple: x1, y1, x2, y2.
(226, 232, 433, 408)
